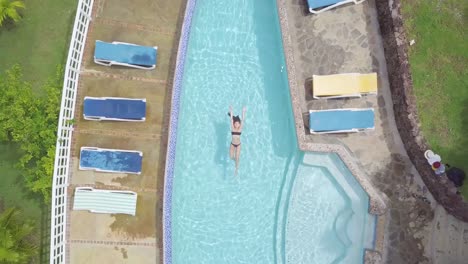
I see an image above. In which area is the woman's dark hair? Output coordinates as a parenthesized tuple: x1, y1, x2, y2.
(233, 115, 241, 123)
(228, 113, 241, 123)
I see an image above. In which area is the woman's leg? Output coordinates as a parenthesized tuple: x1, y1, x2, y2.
(235, 145, 241, 173)
(229, 144, 235, 160)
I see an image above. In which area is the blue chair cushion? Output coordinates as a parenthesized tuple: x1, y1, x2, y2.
(94, 40, 157, 67)
(83, 98, 146, 120)
(307, 0, 342, 9)
(80, 148, 143, 174)
(309, 109, 374, 132)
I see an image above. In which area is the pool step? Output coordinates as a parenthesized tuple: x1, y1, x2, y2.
(273, 152, 302, 264)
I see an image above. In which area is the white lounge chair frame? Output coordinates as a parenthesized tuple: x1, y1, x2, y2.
(94, 41, 158, 70)
(309, 0, 367, 14)
(309, 108, 375, 134)
(312, 73, 378, 99)
(79, 146, 143, 174)
(73, 187, 137, 215)
(83, 96, 146, 122)
(313, 89, 361, 100)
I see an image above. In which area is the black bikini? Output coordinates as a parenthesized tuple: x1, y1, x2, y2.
(231, 131, 241, 147)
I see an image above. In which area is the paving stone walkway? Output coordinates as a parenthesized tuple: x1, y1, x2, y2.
(280, 0, 468, 263)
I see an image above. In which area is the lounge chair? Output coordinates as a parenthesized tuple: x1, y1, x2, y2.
(307, 0, 367, 14)
(94, 40, 158, 70)
(309, 108, 374, 134)
(79, 147, 143, 174)
(73, 187, 137, 216)
(83, 97, 146, 122)
(312, 72, 377, 99)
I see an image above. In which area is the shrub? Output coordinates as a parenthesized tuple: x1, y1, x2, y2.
(0, 65, 62, 202)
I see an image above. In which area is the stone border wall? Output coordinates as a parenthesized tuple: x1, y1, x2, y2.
(374, 0, 468, 222)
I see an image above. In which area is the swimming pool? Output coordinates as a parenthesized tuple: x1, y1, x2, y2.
(166, 0, 375, 263)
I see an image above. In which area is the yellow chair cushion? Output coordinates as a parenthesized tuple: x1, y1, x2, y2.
(312, 73, 377, 97)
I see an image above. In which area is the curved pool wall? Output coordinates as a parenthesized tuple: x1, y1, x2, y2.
(163, 0, 372, 264)
(281, 153, 376, 264)
(163, 0, 197, 262)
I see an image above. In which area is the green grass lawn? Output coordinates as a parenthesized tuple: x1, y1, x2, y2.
(0, 0, 77, 262)
(401, 0, 468, 197)
(0, 0, 78, 87)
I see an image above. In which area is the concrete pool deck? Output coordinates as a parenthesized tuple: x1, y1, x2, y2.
(66, 0, 185, 263)
(278, 0, 468, 263)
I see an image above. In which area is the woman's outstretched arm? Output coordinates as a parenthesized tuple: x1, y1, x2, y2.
(242, 107, 246, 122)
(229, 105, 234, 129)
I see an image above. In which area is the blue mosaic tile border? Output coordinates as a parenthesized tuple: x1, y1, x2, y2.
(162, 0, 197, 263)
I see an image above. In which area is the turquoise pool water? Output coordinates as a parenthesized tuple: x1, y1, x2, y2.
(171, 0, 374, 263)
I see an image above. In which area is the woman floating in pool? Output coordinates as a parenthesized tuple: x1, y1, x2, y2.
(229, 106, 246, 174)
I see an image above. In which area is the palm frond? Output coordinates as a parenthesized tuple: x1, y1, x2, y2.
(0, 0, 25, 26)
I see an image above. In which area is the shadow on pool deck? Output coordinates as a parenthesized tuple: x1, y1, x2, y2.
(66, 0, 186, 263)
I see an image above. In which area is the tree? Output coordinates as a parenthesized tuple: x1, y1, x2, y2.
(0, 207, 37, 263)
(0, 0, 25, 27)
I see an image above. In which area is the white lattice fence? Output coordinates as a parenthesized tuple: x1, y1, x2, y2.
(50, 0, 94, 263)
